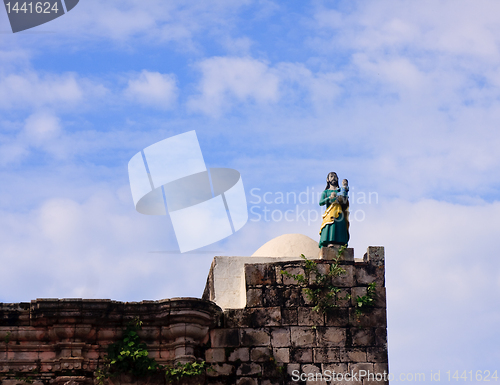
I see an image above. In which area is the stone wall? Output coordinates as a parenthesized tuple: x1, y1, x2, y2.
(0, 246, 388, 384)
(202, 246, 388, 385)
(0, 299, 221, 385)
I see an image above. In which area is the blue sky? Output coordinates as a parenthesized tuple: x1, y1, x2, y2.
(1, 0, 500, 381)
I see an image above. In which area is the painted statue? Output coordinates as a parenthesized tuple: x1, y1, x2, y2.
(319, 172, 349, 248)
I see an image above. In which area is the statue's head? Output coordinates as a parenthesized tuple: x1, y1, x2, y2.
(326, 172, 338, 189)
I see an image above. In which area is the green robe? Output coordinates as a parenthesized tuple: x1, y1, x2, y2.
(319, 189, 349, 248)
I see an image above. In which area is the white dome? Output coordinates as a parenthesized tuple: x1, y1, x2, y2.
(251, 233, 319, 258)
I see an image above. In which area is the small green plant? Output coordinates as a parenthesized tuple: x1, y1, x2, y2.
(355, 282, 377, 318)
(105, 318, 159, 377)
(14, 374, 35, 384)
(94, 368, 108, 385)
(3, 331, 11, 344)
(281, 245, 350, 313)
(95, 318, 207, 384)
(13, 369, 39, 384)
(165, 361, 208, 382)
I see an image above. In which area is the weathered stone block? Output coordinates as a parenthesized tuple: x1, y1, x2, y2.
(367, 347, 388, 362)
(313, 347, 340, 363)
(263, 287, 282, 307)
(240, 328, 270, 346)
(340, 348, 367, 362)
(250, 347, 271, 362)
(249, 307, 281, 327)
(298, 307, 324, 326)
(319, 247, 354, 262)
(290, 348, 312, 362)
(290, 327, 316, 347)
(316, 327, 346, 346)
(373, 287, 386, 308)
(271, 328, 290, 347)
(350, 286, 367, 307)
(281, 266, 305, 285)
(207, 363, 235, 377)
(350, 308, 386, 328)
(228, 347, 250, 362)
(281, 308, 298, 325)
(236, 377, 258, 385)
(350, 328, 375, 347)
(236, 362, 261, 376)
(301, 290, 313, 306)
(287, 363, 301, 377)
(375, 327, 387, 347)
(302, 364, 327, 385)
(331, 265, 354, 287)
(9, 350, 39, 360)
(246, 289, 262, 307)
(374, 362, 389, 376)
(275, 265, 284, 284)
(355, 264, 384, 286)
(245, 264, 275, 286)
(349, 361, 373, 371)
(308, 263, 329, 285)
(367, 247, 385, 266)
(273, 347, 290, 363)
(39, 350, 57, 361)
(283, 287, 303, 307)
(325, 308, 349, 327)
(205, 348, 225, 363)
(321, 362, 348, 374)
(210, 329, 239, 347)
(224, 309, 252, 328)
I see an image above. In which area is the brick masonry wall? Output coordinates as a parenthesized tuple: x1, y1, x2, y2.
(0, 299, 221, 385)
(203, 246, 388, 385)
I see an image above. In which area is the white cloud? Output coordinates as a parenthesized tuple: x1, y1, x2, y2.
(0, 189, 195, 301)
(0, 71, 108, 111)
(310, 1, 500, 113)
(351, 198, 500, 370)
(0, 143, 28, 166)
(188, 56, 280, 116)
(352, 54, 426, 92)
(314, 0, 500, 59)
(24, 112, 61, 146)
(124, 70, 178, 109)
(37, 0, 252, 50)
(0, 112, 63, 165)
(276, 62, 343, 109)
(188, 57, 346, 116)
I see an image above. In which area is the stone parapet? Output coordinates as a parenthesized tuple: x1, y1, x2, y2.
(0, 298, 222, 384)
(202, 246, 388, 385)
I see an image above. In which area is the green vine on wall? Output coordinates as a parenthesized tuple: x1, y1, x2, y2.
(95, 318, 207, 384)
(281, 246, 377, 317)
(281, 245, 350, 313)
(355, 282, 377, 318)
(3, 331, 11, 344)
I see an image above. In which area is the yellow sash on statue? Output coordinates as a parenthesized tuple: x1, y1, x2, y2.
(319, 202, 348, 234)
